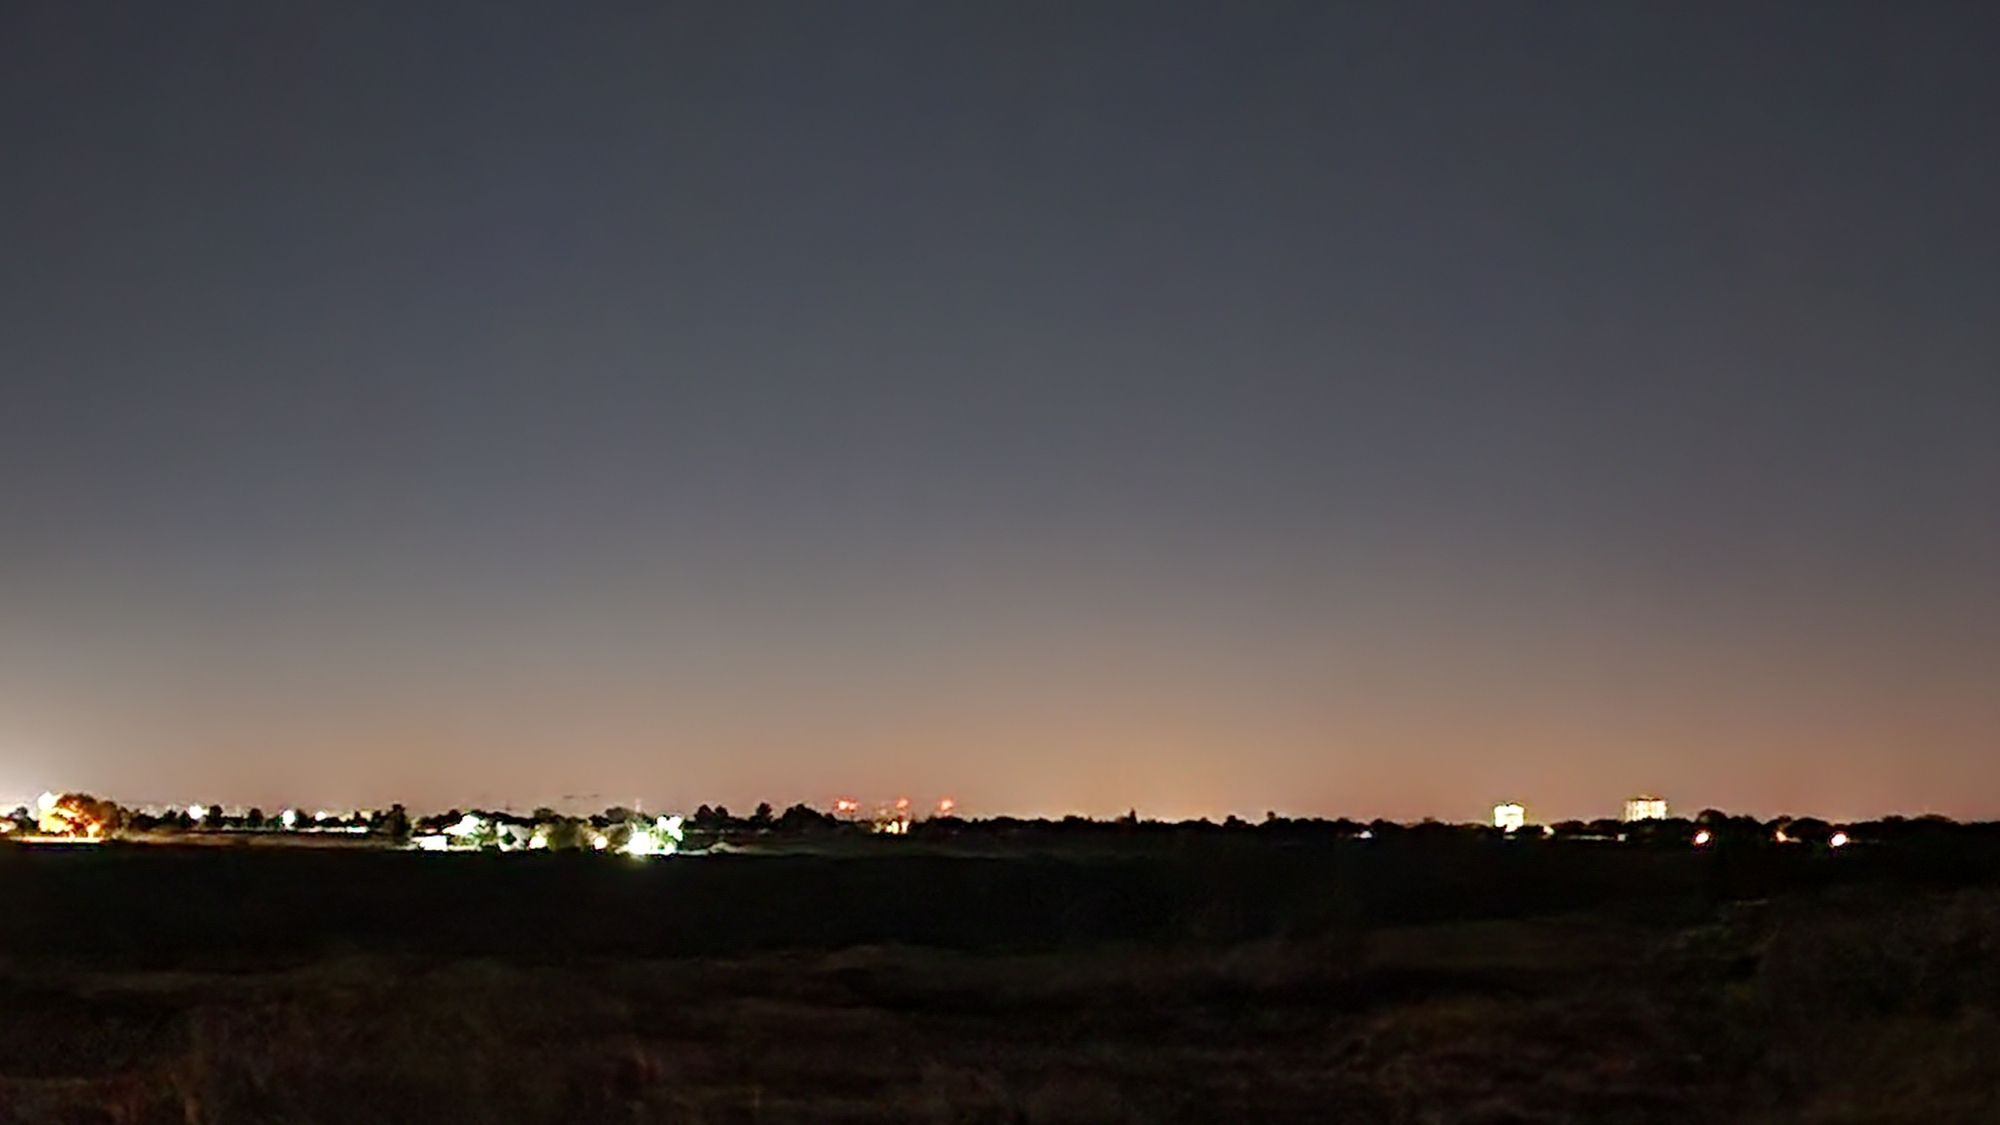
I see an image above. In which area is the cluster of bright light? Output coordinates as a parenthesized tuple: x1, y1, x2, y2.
(1830, 831, 1850, 849)
(38, 805, 83, 836)
(280, 808, 300, 829)
(187, 804, 207, 821)
(35, 793, 110, 839)
(413, 811, 684, 857)
(1493, 803, 1527, 832)
(621, 815, 685, 857)
(839, 794, 962, 825)
(1624, 797, 1669, 822)
(443, 813, 485, 838)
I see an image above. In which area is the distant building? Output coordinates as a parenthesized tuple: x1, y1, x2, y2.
(1624, 796, 1669, 822)
(1492, 803, 1527, 832)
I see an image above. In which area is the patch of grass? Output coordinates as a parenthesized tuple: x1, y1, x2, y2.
(2, 846, 1997, 1122)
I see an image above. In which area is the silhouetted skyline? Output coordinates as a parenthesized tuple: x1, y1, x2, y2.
(2, 2, 1995, 820)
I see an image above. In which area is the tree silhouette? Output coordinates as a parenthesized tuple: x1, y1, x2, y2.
(380, 804, 411, 843)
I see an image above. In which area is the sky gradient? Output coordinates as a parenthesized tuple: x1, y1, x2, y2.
(2, 2, 1996, 821)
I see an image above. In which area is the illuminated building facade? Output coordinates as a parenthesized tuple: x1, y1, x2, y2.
(1623, 796, 1669, 822)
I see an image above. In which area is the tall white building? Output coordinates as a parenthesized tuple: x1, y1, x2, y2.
(1492, 803, 1527, 832)
(1623, 795, 1669, 822)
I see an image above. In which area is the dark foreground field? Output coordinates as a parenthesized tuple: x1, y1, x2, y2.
(3, 840, 1998, 1123)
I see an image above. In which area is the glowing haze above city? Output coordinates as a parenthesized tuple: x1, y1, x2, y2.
(2, 3, 1995, 823)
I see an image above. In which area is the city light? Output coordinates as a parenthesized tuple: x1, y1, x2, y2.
(1830, 831, 1850, 849)
(1693, 829, 1713, 847)
(1623, 796, 1669, 822)
(36, 793, 115, 839)
(280, 808, 299, 829)
(1492, 803, 1526, 832)
(874, 799, 914, 834)
(187, 804, 207, 821)
(621, 815, 686, 858)
(937, 797, 956, 816)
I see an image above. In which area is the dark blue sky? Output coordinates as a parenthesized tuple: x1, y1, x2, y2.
(2, 2, 1995, 819)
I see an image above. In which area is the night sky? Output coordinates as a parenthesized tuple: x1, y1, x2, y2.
(2, 2, 1995, 821)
